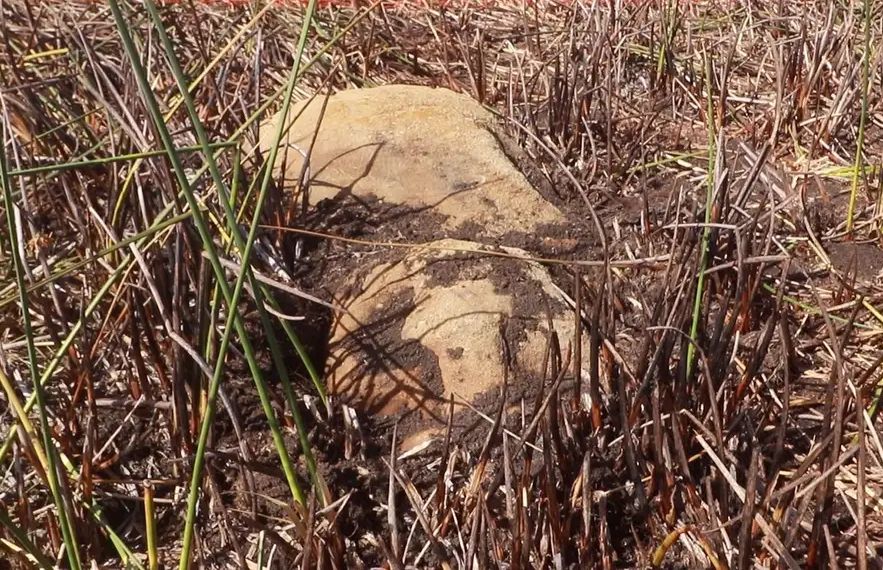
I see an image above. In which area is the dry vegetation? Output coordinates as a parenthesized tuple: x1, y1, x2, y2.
(2, 0, 883, 568)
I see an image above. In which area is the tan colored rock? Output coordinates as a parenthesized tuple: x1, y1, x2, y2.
(258, 85, 566, 241)
(326, 239, 587, 450)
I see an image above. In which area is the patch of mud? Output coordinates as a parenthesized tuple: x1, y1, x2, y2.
(827, 241, 883, 283)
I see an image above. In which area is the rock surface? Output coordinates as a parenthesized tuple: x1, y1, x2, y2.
(326, 239, 586, 450)
(260, 85, 589, 450)
(259, 84, 567, 242)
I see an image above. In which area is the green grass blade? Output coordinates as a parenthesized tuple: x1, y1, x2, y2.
(141, 0, 326, 506)
(0, 254, 131, 464)
(0, 503, 53, 568)
(0, 210, 191, 310)
(141, 0, 318, 489)
(849, 0, 872, 235)
(6, 141, 234, 179)
(686, 50, 717, 380)
(103, 2, 321, 567)
(0, 112, 82, 570)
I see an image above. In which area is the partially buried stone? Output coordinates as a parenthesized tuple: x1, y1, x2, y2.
(325, 239, 589, 452)
(258, 85, 589, 452)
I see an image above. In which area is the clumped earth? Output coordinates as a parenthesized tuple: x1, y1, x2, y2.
(3, 1, 883, 569)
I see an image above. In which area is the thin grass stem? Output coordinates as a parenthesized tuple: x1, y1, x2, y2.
(0, 114, 82, 570)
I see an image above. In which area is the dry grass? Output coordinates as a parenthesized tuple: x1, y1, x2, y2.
(2, 0, 883, 568)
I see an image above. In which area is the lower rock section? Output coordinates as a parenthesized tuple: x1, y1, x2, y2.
(325, 239, 588, 451)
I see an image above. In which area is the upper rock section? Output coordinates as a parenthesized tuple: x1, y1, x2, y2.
(258, 85, 566, 242)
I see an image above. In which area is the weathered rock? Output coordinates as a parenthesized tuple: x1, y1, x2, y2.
(326, 239, 588, 450)
(258, 85, 591, 450)
(259, 85, 567, 242)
